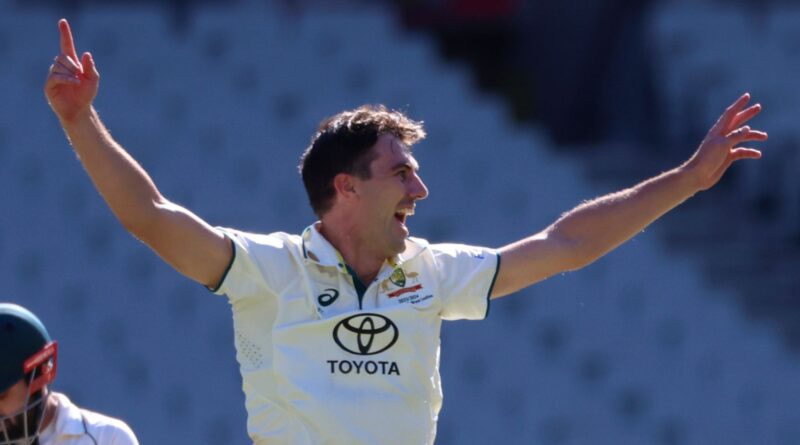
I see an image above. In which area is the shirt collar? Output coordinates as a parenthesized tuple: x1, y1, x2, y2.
(47, 392, 87, 437)
(301, 222, 428, 272)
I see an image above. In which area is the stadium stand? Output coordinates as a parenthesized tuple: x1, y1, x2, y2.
(648, 1, 800, 224)
(2, 1, 799, 444)
(646, 0, 800, 348)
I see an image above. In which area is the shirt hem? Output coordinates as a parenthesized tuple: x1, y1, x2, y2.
(206, 233, 237, 293)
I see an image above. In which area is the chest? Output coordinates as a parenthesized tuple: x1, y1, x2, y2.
(283, 262, 438, 321)
(259, 262, 441, 363)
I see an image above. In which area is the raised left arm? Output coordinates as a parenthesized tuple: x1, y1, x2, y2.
(491, 93, 768, 298)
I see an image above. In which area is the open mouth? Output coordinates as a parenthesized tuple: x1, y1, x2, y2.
(394, 207, 414, 225)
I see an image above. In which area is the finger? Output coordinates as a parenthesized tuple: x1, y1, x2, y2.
(730, 103, 762, 129)
(742, 129, 768, 142)
(731, 147, 762, 160)
(47, 72, 81, 86)
(54, 54, 82, 75)
(59, 19, 79, 63)
(727, 126, 769, 144)
(706, 146, 762, 187)
(726, 125, 750, 139)
(715, 92, 751, 132)
(81, 52, 99, 81)
(50, 63, 77, 77)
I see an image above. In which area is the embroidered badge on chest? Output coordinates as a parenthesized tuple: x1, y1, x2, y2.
(390, 267, 406, 287)
(380, 268, 429, 304)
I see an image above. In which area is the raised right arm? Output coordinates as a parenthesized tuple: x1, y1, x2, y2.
(45, 19, 231, 288)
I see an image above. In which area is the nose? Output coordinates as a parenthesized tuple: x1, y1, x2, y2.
(408, 172, 429, 201)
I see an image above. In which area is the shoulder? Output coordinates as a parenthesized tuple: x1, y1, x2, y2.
(220, 228, 302, 250)
(80, 408, 138, 442)
(220, 228, 304, 265)
(425, 240, 495, 259)
(212, 229, 305, 297)
(52, 393, 139, 444)
(406, 239, 497, 279)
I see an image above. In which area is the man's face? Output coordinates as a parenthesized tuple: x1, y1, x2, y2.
(352, 134, 429, 256)
(0, 380, 28, 422)
(0, 379, 42, 442)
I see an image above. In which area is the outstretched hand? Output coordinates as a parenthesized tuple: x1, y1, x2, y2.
(686, 93, 768, 191)
(44, 19, 99, 123)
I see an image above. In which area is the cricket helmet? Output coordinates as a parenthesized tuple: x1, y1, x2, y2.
(0, 303, 58, 445)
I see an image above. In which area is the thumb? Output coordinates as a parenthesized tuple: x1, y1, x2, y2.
(81, 52, 99, 81)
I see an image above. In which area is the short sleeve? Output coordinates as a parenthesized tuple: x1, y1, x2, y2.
(209, 228, 297, 303)
(431, 243, 500, 321)
(107, 420, 139, 445)
(79, 409, 140, 445)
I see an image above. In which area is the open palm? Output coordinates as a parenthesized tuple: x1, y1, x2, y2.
(44, 19, 99, 123)
(688, 93, 768, 190)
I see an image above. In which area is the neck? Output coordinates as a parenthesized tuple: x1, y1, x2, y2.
(318, 219, 386, 285)
(37, 391, 58, 432)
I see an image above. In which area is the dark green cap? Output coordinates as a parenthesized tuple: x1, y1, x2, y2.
(0, 303, 51, 393)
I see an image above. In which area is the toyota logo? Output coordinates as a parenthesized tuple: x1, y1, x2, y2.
(332, 313, 399, 356)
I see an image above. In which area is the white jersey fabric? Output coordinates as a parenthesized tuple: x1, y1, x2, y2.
(36, 392, 138, 445)
(212, 223, 500, 445)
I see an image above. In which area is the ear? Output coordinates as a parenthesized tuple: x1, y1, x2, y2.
(332, 173, 358, 200)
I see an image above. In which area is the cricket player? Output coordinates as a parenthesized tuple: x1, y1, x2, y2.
(45, 18, 767, 445)
(0, 303, 139, 445)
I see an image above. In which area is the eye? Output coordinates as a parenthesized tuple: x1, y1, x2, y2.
(397, 170, 408, 180)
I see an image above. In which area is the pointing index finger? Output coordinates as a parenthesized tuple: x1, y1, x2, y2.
(59, 19, 79, 64)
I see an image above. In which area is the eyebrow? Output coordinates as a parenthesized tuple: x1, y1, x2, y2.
(391, 161, 419, 172)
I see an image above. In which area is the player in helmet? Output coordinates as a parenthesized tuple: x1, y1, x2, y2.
(0, 303, 139, 445)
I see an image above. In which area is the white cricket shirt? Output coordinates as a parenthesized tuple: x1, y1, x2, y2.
(213, 223, 500, 445)
(36, 393, 139, 445)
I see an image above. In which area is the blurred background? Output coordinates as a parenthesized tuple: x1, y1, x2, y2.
(2, 0, 799, 443)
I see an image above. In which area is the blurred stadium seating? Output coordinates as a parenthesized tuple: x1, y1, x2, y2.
(648, 1, 800, 212)
(1, 1, 799, 444)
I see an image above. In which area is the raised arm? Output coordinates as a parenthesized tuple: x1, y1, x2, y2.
(491, 93, 768, 298)
(45, 19, 231, 288)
